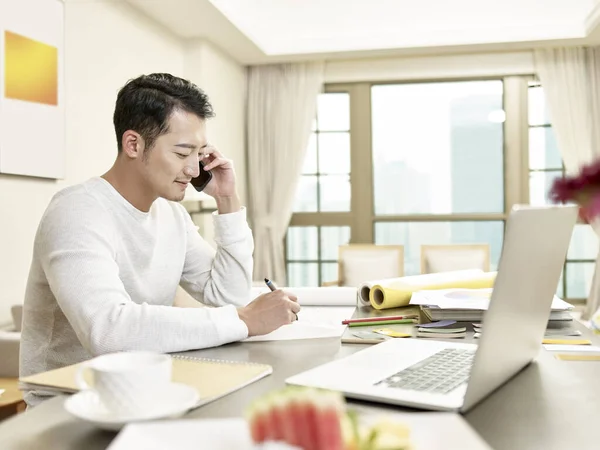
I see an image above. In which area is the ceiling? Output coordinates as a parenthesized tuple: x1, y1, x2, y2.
(125, 0, 600, 64)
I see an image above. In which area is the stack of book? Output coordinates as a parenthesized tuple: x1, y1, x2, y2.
(416, 321, 467, 339)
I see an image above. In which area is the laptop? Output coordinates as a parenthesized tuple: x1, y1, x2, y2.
(286, 204, 578, 412)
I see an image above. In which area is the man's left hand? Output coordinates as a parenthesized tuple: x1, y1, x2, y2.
(201, 145, 241, 213)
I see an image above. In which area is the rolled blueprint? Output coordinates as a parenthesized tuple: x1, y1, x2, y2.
(359, 270, 497, 310)
(250, 286, 358, 306)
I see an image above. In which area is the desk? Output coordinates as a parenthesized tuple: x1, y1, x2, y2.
(0, 318, 598, 449)
(0, 378, 26, 420)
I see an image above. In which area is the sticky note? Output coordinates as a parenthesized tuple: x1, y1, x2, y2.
(542, 339, 591, 345)
(373, 328, 411, 338)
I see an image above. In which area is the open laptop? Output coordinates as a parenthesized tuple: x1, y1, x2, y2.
(285, 204, 578, 412)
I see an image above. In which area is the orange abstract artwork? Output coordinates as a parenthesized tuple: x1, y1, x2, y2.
(4, 30, 58, 106)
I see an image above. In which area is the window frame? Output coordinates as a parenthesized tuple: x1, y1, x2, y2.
(525, 81, 595, 303)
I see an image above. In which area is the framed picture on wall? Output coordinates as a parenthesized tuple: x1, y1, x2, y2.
(0, 0, 65, 179)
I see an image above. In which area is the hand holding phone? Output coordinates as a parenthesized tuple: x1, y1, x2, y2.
(190, 160, 213, 192)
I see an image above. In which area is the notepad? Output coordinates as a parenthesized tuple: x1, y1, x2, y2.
(19, 355, 272, 408)
(243, 306, 352, 342)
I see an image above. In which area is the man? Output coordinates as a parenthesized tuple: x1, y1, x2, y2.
(19, 73, 300, 407)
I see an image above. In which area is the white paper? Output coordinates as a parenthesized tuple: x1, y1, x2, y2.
(107, 418, 291, 450)
(108, 413, 491, 450)
(243, 306, 353, 342)
(251, 287, 357, 306)
(411, 289, 573, 311)
(0, 389, 4, 398)
(543, 345, 600, 352)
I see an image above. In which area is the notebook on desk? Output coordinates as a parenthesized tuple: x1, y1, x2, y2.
(19, 355, 272, 408)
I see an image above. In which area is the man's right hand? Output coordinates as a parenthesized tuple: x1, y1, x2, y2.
(237, 289, 300, 337)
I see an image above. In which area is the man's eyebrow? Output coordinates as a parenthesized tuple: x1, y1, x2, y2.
(174, 143, 209, 150)
(174, 143, 197, 150)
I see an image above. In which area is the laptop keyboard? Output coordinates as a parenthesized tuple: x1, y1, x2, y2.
(374, 348, 475, 394)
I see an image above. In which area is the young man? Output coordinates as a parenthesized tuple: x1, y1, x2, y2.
(19, 73, 300, 407)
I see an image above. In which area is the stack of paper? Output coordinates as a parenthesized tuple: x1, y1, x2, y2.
(410, 288, 573, 322)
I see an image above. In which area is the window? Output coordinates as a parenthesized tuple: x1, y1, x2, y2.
(527, 84, 598, 301)
(372, 81, 506, 274)
(372, 81, 505, 216)
(527, 84, 563, 205)
(286, 78, 597, 303)
(286, 226, 351, 287)
(287, 81, 510, 286)
(293, 93, 351, 213)
(287, 93, 351, 286)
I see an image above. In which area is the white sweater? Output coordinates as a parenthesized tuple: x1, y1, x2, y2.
(20, 177, 254, 406)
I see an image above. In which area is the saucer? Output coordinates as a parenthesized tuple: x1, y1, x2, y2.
(64, 382, 200, 431)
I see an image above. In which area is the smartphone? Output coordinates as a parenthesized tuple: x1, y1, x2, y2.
(190, 160, 213, 192)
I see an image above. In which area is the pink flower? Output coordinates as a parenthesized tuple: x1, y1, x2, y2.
(549, 159, 600, 222)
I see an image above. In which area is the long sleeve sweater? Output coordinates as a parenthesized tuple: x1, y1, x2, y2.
(19, 177, 254, 406)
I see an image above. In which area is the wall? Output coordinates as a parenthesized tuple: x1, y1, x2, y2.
(184, 40, 247, 244)
(324, 50, 535, 83)
(0, 0, 185, 324)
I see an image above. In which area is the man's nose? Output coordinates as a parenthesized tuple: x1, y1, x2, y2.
(184, 161, 200, 178)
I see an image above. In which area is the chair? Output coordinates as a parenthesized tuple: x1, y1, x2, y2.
(323, 244, 404, 287)
(0, 305, 25, 419)
(0, 304, 22, 378)
(420, 244, 490, 274)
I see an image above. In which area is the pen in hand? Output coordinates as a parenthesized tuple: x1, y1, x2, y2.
(264, 277, 277, 292)
(264, 277, 298, 321)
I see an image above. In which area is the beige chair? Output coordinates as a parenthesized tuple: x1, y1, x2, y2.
(323, 244, 404, 287)
(0, 305, 22, 378)
(420, 244, 490, 274)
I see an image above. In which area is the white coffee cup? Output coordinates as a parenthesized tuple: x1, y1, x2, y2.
(75, 351, 172, 417)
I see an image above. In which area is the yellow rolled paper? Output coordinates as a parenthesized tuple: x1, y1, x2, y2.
(369, 270, 497, 310)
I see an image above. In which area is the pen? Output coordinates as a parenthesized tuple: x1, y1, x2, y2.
(265, 277, 298, 321)
(342, 315, 418, 325)
(264, 277, 277, 292)
(347, 319, 417, 327)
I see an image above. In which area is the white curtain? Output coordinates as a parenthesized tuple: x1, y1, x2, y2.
(535, 47, 600, 319)
(246, 62, 325, 285)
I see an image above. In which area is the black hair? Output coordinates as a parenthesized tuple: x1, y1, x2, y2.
(113, 73, 214, 152)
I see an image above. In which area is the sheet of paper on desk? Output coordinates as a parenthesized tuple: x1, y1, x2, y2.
(250, 286, 357, 306)
(410, 289, 573, 311)
(544, 344, 600, 352)
(108, 414, 491, 450)
(107, 419, 291, 450)
(243, 306, 353, 342)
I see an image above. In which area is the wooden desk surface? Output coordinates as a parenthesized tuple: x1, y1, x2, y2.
(0, 378, 24, 409)
(0, 309, 598, 450)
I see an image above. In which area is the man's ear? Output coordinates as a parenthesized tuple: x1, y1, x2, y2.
(121, 130, 145, 159)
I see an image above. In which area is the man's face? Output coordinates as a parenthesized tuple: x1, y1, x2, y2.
(140, 110, 207, 202)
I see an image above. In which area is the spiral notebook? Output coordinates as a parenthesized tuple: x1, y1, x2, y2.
(19, 355, 273, 408)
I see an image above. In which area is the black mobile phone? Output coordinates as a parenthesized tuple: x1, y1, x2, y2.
(190, 160, 213, 192)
